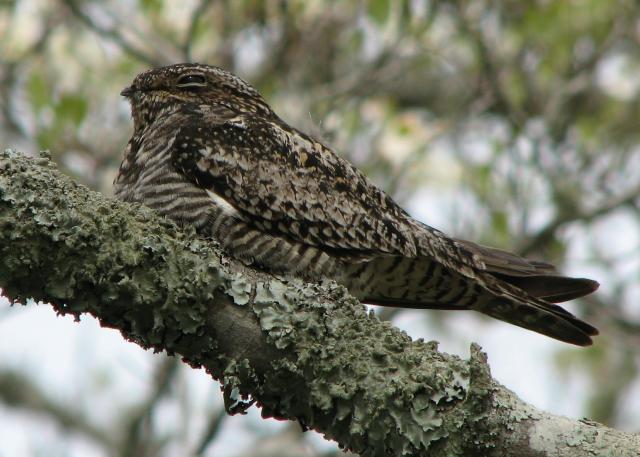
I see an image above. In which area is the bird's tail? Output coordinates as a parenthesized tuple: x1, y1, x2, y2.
(470, 272, 598, 346)
(342, 254, 599, 346)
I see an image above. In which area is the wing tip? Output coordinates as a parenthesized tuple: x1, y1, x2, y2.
(583, 278, 600, 293)
(523, 317, 597, 347)
(567, 334, 593, 347)
(495, 274, 600, 303)
(561, 320, 600, 346)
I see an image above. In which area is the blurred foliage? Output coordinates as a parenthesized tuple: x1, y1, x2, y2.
(1, 0, 640, 456)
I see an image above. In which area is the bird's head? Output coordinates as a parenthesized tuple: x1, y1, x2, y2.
(121, 63, 273, 130)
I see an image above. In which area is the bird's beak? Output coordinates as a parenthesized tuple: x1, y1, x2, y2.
(120, 85, 135, 97)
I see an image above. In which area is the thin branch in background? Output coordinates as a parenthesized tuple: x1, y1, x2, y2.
(0, 14, 57, 141)
(518, 184, 640, 257)
(0, 369, 114, 450)
(544, 17, 629, 142)
(119, 356, 179, 457)
(450, 3, 527, 130)
(194, 408, 227, 456)
(313, 51, 410, 102)
(0, 64, 30, 140)
(60, 0, 161, 67)
(182, 0, 214, 61)
(233, 423, 312, 457)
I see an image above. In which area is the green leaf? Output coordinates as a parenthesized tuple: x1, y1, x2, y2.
(368, 0, 391, 24)
(36, 128, 57, 150)
(140, 0, 163, 13)
(26, 73, 50, 112)
(55, 94, 88, 126)
(491, 210, 509, 241)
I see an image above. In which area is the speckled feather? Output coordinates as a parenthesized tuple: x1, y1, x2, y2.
(115, 63, 599, 346)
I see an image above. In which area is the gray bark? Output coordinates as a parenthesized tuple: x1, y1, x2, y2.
(0, 149, 637, 457)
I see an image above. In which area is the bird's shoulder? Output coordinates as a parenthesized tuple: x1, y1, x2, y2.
(168, 105, 419, 257)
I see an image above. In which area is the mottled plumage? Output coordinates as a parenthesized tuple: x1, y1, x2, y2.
(115, 63, 599, 346)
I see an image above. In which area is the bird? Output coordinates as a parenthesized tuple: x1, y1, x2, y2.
(114, 63, 599, 346)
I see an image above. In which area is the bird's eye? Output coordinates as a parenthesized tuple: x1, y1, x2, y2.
(176, 73, 207, 89)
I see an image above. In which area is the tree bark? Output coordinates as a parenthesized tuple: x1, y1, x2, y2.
(0, 150, 637, 457)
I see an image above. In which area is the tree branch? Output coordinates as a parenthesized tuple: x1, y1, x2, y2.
(0, 150, 637, 456)
(519, 184, 640, 257)
(120, 356, 179, 457)
(0, 368, 114, 448)
(60, 0, 162, 67)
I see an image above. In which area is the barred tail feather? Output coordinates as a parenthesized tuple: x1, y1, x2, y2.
(475, 298, 597, 346)
(343, 255, 599, 346)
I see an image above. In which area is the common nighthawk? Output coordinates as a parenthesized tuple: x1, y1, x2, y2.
(114, 63, 599, 346)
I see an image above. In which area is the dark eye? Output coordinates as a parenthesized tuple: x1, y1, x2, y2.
(176, 73, 207, 89)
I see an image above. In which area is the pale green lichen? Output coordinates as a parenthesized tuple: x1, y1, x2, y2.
(252, 275, 471, 456)
(0, 149, 225, 359)
(227, 273, 253, 306)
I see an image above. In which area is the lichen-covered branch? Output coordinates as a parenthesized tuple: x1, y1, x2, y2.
(0, 150, 637, 457)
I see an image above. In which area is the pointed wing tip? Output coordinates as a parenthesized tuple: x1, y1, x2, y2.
(555, 277, 600, 302)
(572, 331, 596, 346)
(574, 337, 593, 347)
(562, 320, 599, 346)
(540, 277, 600, 303)
(559, 323, 597, 346)
(584, 278, 600, 293)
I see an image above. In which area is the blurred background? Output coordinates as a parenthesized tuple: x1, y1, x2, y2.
(1, 0, 640, 455)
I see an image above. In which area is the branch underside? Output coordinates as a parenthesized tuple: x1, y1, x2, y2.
(0, 150, 636, 457)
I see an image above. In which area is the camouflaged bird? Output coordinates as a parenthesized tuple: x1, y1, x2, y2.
(114, 63, 600, 346)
